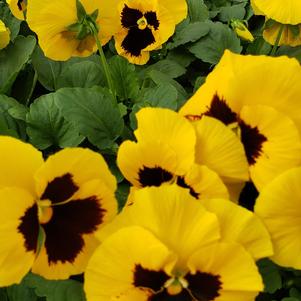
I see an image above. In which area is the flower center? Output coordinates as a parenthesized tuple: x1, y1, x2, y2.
(137, 16, 148, 30)
(37, 200, 53, 224)
(165, 277, 188, 295)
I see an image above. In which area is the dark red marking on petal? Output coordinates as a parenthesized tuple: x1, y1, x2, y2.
(18, 204, 39, 252)
(138, 166, 173, 187)
(145, 12, 160, 30)
(204, 94, 238, 125)
(122, 26, 156, 57)
(42, 196, 105, 264)
(41, 173, 79, 204)
(121, 4, 143, 29)
(238, 119, 267, 165)
(238, 181, 258, 211)
(186, 271, 222, 301)
(176, 177, 199, 199)
(133, 264, 169, 292)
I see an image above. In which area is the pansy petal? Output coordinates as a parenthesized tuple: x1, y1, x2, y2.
(35, 147, 116, 203)
(0, 136, 43, 194)
(240, 105, 301, 190)
(202, 198, 273, 260)
(251, 0, 301, 25)
(85, 226, 176, 301)
(188, 242, 263, 301)
(160, 0, 187, 24)
(178, 164, 229, 200)
(194, 116, 249, 183)
(117, 140, 178, 188)
(255, 167, 301, 269)
(98, 185, 220, 266)
(6, 0, 25, 20)
(0, 187, 39, 286)
(135, 108, 196, 171)
(0, 20, 10, 49)
(32, 179, 117, 279)
(179, 51, 301, 132)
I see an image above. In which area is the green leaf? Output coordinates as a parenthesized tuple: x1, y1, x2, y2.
(109, 56, 140, 100)
(0, 35, 36, 94)
(218, 4, 246, 22)
(188, 21, 242, 64)
(55, 87, 124, 151)
(166, 48, 196, 67)
(187, 0, 209, 22)
(6, 283, 38, 301)
(0, 94, 27, 139)
(147, 70, 187, 108)
(282, 298, 299, 301)
(276, 45, 301, 62)
(246, 37, 272, 55)
(257, 259, 282, 294)
(31, 47, 63, 91)
(26, 94, 84, 150)
(24, 273, 86, 301)
(56, 61, 105, 89)
(144, 59, 186, 78)
(0, 2, 21, 41)
(168, 21, 210, 49)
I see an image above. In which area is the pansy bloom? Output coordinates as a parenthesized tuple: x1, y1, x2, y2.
(0, 20, 10, 50)
(180, 51, 301, 190)
(7, 0, 26, 20)
(255, 167, 301, 269)
(0, 136, 117, 285)
(117, 108, 234, 203)
(26, 0, 117, 60)
(85, 185, 270, 301)
(108, 0, 187, 64)
(251, 0, 301, 46)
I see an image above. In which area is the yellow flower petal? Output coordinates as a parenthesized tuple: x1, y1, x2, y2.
(0, 187, 38, 286)
(251, 0, 301, 25)
(194, 116, 249, 184)
(97, 185, 220, 267)
(188, 242, 264, 300)
(202, 198, 273, 260)
(240, 105, 301, 190)
(6, 0, 25, 20)
(85, 226, 176, 301)
(255, 167, 301, 269)
(0, 20, 10, 49)
(0, 136, 43, 194)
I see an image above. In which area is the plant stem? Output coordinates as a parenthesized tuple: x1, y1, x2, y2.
(90, 24, 117, 102)
(270, 24, 284, 56)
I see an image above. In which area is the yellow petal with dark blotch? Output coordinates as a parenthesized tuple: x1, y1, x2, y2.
(0, 136, 43, 194)
(85, 226, 176, 301)
(251, 0, 301, 25)
(194, 116, 249, 184)
(117, 140, 179, 188)
(35, 147, 117, 203)
(6, 0, 25, 20)
(188, 242, 263, 300)
(0, 187, 39, 286)
(255, 167, 301, 269)
(202, 198, 273, 260)
(180, 50, 301, 133)
(180, 164, 229, 200)
(240, 105, 301, 191)
(32, 179, 117, 279)
(97, 185, 220, 267)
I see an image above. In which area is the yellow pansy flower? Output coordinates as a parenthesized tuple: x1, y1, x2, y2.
(180, 51, 301, 191)
(0, 136, 117, 285)
(26, 0, 117, 61)
(106, 0, 187, 64)
(0, 20, 10, 50)
(85, 185, 269, 301)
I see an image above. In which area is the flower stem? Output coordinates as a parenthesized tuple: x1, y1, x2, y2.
(270, 24, 284, 56)
(90, 24, 117, 102)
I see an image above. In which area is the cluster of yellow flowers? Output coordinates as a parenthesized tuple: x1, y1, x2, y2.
(1, 0, 301, 300)
(2, 0, 187, 64)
